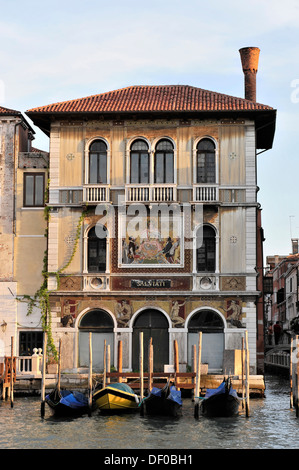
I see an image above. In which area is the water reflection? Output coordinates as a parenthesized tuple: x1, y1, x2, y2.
(0, 375, 299, 449)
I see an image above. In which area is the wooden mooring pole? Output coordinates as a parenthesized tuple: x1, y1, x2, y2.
(290, 337, 293, 409)
(118, 340, 123, 383)
(88, 332, 93, 416)
(174, 340, 180, 390)
(103, 340, 107, 388)
(41, 332, 47, 418)
(107, 344, 111, 384)
(244, 330, 250, 417)
(296, 335, 299, 417)
(192, 344, 196, 400)
(148, 337, 153, 392)
(140, 332, 144, 400)
(57, 338, 62, 394)
(10, 337, 14, 408)
(194, 332, 202, 418)
(241, 336, 245, 409)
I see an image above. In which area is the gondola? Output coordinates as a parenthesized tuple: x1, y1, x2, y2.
(140, 379, 182, 417)
(199, 377, 240, 417)
(93, 382, 140, 412)
(45, 388, 90, 417)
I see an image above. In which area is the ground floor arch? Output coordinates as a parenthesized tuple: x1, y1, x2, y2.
(78, 308, 114, 371)
(187, 308, 225, 372)
(132, 308, 169, 372)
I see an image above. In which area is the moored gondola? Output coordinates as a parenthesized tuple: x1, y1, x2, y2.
(140, 379, 182, 417)
(199, 377, 240, 417)
(93, 382, 140, 412)
(45, 388, 90, 417)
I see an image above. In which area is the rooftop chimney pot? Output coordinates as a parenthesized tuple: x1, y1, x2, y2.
(239, 47, 260, 102)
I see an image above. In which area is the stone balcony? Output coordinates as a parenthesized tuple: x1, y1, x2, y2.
(125, 184, 177, 203)
(83, 185, 110, 203)
(193, 184, 219, 203)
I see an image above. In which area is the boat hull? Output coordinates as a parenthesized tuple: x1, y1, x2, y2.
(142, 383, 182, 417)
(93, 385, 139, 412)
(143, 395, 182, 417)
(199, 379, 240, 417)
(45, 389, 90, 417)
(200, 393, 240, 417)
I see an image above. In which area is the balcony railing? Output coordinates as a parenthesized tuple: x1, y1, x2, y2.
(126, 185, 177, 203)
(16, 348, 43, 377)
(83, 185, 110, 203)
(193, 185, 218, 202)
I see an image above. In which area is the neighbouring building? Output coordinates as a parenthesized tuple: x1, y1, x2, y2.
(22, 47, 276, 376)
(0, 105, 48, 366)
(265, 239, 299, 346)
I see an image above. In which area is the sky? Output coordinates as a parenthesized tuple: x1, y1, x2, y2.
(1, 0, 299, 261)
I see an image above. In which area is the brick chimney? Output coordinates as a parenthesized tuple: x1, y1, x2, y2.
(239, 47, 260, 102)
(292, 238, 299, 255)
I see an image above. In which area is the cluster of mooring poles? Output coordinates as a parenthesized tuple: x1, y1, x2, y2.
(1, 330, 251, 418)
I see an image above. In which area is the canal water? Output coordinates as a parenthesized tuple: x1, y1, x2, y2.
(0, 374, 298, 452)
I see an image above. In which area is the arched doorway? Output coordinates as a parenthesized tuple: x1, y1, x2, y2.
(132, 309, 169, 372)
(78, 309, 114, 371)
(188, 309, 224, 372)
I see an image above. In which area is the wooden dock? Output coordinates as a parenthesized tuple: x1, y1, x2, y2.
(97, 371, 265, 397)
(2, 332, 264, 402)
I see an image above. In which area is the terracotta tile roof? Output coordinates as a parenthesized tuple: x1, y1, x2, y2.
(26, 85, 273, 114)
(0, 105, 21, 115)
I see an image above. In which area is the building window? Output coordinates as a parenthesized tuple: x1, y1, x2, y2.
(277, 288, 285, 305)
(196, 225, 216, 272)
(89, 140, 107, 184)
(23, 173, 45, 207)
(60, 189, 83, 204)
(154, 139, 174, 183)
(78, 309, 114, 370)
(88, 226, 107, 272)
(19, 331, 43, 356)
(130, 140, 149, 184)
(196, 139, 216, 183)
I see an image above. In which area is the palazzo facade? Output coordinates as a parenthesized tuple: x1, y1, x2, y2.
(23, 47, 276, 375)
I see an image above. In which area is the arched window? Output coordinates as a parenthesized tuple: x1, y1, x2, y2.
(88, 226, 107, 273)
(130, 140, 149, 184)
(187, 309, 224, 371)
(196, 226, 216, 272)
(89, 140, 107, 184)
(196, 139, 216, 183)
(78, 309, 114, 370)
(154, 139, 174, 183)
(188, 310, 224, 332)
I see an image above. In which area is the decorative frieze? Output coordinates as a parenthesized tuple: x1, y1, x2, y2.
(221, 276, 246, 291)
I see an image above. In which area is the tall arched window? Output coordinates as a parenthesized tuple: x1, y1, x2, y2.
(154, 139, 174, 183)
(88, 225, 107, 272)
(89, 140, 107, 184)
(196, 225, 216, 272)
(187, 309, 224, 371)
(196, 139, 216, 183)
(78, 309, 114, 370)
(130, 140, 149, 184)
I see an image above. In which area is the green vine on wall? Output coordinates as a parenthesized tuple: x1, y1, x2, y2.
(54, 209, 88, 288)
